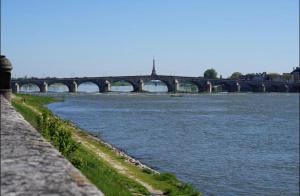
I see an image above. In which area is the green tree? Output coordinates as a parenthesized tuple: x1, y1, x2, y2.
(204, 68, 217, 79)
(229, 72, 243, 80)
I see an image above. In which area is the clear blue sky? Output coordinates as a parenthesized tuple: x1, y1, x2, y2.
(2, 0, 299, 78)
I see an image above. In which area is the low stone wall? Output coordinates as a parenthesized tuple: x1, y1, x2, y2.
(0, 96, 104, 196)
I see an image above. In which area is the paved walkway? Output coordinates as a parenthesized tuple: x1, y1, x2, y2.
(0, 96, 104, 196)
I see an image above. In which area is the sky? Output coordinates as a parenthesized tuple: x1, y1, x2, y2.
(2, 0, 299, 78)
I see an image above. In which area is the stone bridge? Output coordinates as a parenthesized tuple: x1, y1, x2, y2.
(11, 75, 299, 93)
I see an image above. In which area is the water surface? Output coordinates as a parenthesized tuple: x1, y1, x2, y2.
(48, 93, 299, 195)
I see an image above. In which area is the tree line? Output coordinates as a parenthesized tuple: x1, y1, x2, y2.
(203, 68, 291, 81)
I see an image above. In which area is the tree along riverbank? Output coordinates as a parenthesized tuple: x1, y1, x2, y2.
(12, 94, 201, 196)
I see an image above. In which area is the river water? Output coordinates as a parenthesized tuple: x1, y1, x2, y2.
(46, 92, 299, 195)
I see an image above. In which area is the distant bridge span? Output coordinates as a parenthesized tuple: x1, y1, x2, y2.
(11, 75, 299, 93)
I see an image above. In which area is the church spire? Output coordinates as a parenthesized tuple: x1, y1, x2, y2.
(151, 57, 157, 76)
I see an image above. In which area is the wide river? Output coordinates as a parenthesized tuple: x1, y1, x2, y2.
(47, 93, 299, 195)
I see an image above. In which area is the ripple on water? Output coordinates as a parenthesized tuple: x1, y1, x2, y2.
(48, 93, 299, 195)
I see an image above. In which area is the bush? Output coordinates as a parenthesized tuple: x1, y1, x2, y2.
(70, 157, 85, 168)
(37, 112, 80, 158)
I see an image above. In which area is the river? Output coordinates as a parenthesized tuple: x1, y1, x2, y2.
(46, 92, 299, 195)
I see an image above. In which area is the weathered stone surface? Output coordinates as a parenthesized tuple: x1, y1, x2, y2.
(0, 96, 104, 196)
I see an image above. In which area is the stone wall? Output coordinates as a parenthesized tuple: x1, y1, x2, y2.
(0, 96, 104, 196)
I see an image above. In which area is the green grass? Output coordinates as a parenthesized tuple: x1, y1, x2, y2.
(75, 146, 149, 196)
(12, 94, 149, 196)
(12, 100, 40, 128)
(12, 94, 202, 196)
(13, 94, 57, 111)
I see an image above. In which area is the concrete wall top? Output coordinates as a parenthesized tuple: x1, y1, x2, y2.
(0, 96, 104, 196)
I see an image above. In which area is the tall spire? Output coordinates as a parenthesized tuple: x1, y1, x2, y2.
(151, 57, 157, 76)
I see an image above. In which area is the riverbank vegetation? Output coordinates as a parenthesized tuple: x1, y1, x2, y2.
(112, 81, 132, 86)
(12, 94, 201, 196)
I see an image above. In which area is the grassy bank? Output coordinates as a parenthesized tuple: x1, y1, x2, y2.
(12, 94, 201, 196)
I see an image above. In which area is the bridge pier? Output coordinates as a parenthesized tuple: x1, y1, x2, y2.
(284, 84, 289, 92)
(100, 80, 111, 93)
(168, 79, 179, 93)
(69, 81, 78, 93)
(251, 84, 266, 92)
(12, 83, 20, 93)
(260, 84, 266, 92)
(134, 79, 144, 92)
(40, 82, 48, 93)
(234, 82, 241, 92)
(206, 81, 212, 93)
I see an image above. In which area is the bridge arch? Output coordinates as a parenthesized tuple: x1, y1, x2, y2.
(247, 83, 266, 92)
(189, 80, 215, 93)
(47, 82, 70, 92)
(188, 81, 212, 93)
(143, 79, 169, 93)
(266, 84, 281, 92)
(19, 83, 41, 92)
(218, 81, 240, 92)
(212, 82, 229, 92)
(239, 83, 254, 92)
(177, 80, 200, 93)
(269, 84, 289, 92)
(77, 81, 100, 93)
(110, 79, 135, 92)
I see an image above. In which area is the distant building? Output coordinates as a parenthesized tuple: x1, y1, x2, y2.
(240, 72, 266, 81)
(291, 67, 300, 82)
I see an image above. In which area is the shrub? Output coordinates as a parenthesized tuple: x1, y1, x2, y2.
(70, 157, 85, 168)
(38, 112, 80, 158)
